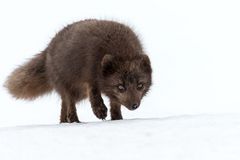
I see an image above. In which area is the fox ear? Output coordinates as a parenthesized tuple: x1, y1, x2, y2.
(140, 54, 152, 73)
(101, 54, 116, 76)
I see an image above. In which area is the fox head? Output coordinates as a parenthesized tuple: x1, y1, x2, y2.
(100, 54, 152, 110)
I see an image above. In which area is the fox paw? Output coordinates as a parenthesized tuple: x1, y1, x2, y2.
(60, 112, 80, 123)
(67, 112, 80, 123)
(92, 103, 108, 120)
(111, 114, 123, 120)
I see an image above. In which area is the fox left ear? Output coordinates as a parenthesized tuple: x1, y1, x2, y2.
(101, 54, 116, 76)
(140, 54, 152, 73)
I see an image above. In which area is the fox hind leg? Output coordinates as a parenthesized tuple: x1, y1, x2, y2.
(60, 91, 80, 123)
(59, 83, 89, 123)
(67, 100, 80, 123)
(60, 100, 68, 123)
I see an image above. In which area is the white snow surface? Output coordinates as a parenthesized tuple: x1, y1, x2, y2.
(0, 114, 239, 160)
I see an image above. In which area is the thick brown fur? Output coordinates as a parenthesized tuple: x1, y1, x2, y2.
(4, 52, 52, 100)
(5, 19, 152, 123)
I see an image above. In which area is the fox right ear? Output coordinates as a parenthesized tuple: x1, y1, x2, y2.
(101, 54, 115, 76)
(140, 54, 152, 74)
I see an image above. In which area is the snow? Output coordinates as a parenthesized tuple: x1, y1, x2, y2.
(0, 114, 240, 160)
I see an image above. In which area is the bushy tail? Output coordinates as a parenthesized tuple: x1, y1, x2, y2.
(4, 51, 53, 100)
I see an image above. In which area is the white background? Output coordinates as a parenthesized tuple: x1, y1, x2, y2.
(0, 0, 240, 127)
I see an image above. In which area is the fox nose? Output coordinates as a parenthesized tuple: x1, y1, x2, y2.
(131, 103, 139, 110)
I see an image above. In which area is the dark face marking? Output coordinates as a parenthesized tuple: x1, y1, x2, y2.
(101, 54, 152, 110)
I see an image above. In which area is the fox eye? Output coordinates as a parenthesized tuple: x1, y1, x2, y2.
(137, 83, 144, 90)
(117, 84, 125, 92)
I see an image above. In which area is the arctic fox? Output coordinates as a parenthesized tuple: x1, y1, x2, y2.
(5, 20, 152, 122)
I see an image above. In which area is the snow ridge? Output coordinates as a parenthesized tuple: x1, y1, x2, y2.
(0, 114, 240, 160)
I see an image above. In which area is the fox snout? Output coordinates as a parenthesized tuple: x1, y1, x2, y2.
(125, 101, 141, 111)
(129, 103, 140, 110)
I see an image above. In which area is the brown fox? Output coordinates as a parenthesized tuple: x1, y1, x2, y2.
(4, 19, 152, 123)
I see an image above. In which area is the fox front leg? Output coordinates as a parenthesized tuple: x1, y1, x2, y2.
(110, 100, 123, 120)
(89, 87, 108, 120)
